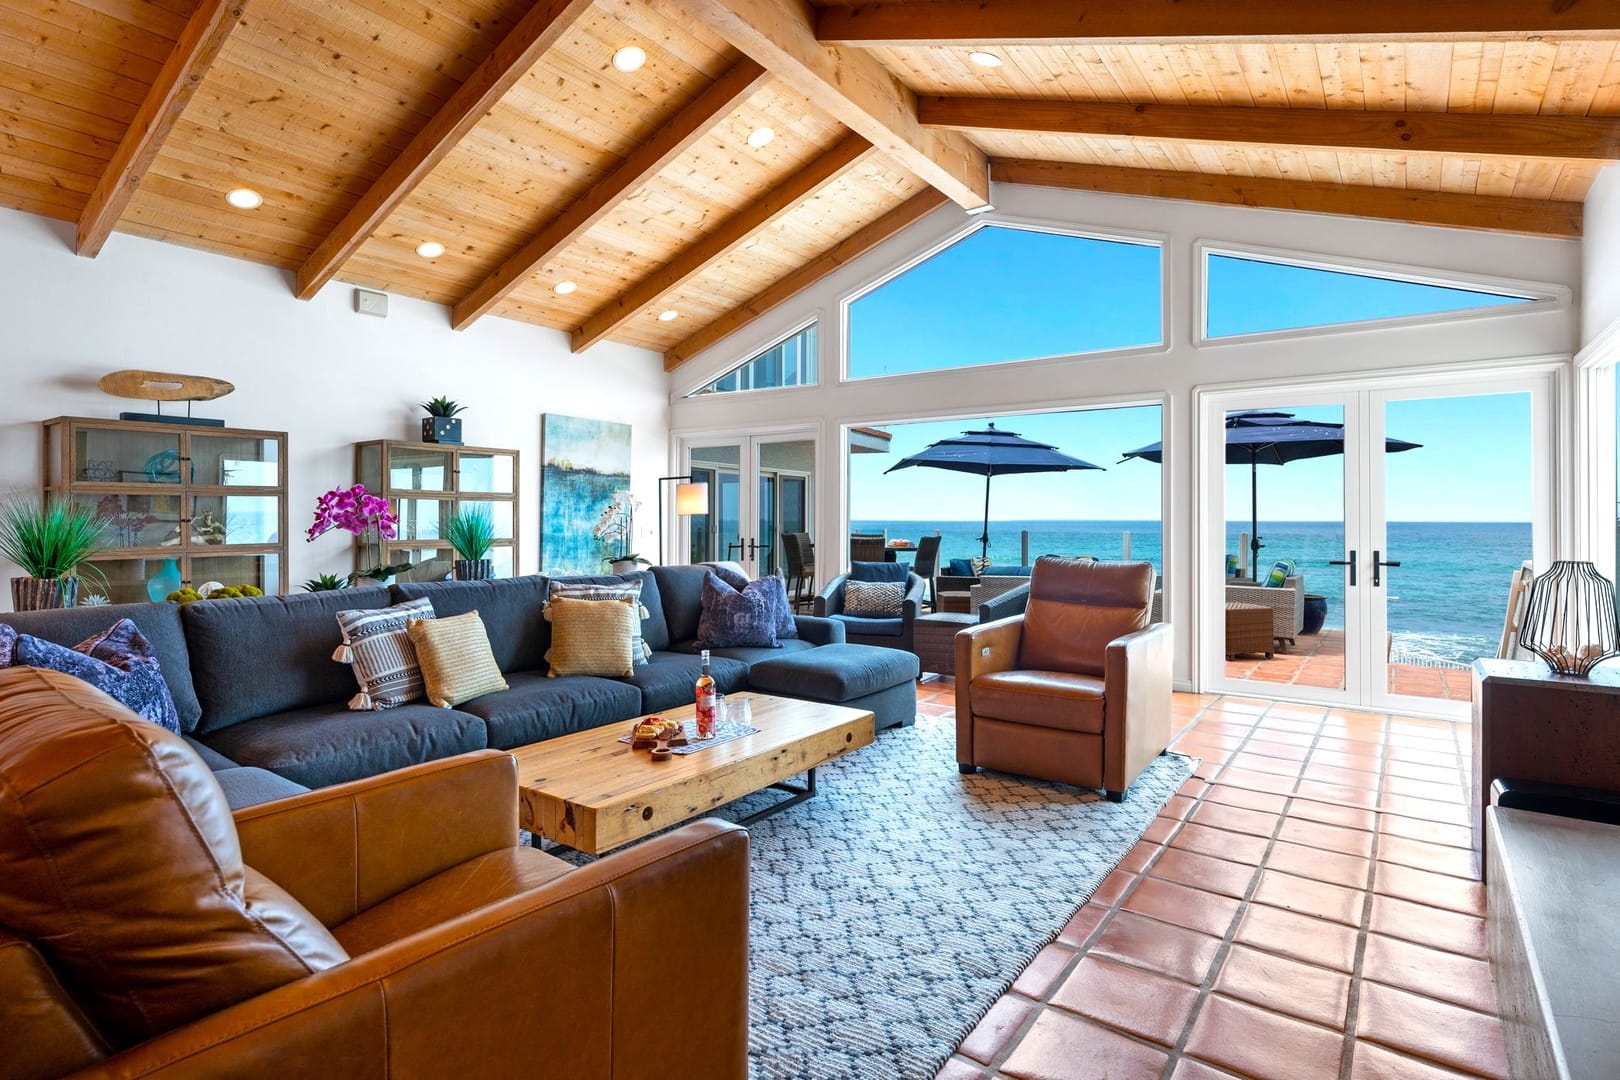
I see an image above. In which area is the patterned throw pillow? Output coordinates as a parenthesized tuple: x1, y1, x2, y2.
(406, 610, 509, 708)
(696, 571, 779, 649)
(0, 619, 180, 732)
(544, 595, 638, 677)
(333, 597, 435, 710)
(843, 579, 905, 617)
(544, 580, 651, 664)
(970, 556, 991, 576)
(1264, 559, 1298, 588)
(707, 564, 797, 640)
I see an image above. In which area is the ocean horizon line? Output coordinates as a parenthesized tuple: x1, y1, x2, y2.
(850, 518, 1532, 527)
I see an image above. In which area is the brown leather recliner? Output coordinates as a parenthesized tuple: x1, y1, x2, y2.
(955, 557, 1172, 801)
(0, 666, 749, 1080)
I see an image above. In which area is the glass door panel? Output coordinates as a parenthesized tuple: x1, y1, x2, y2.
(689, 444, 742, 565)
(757, 438, 814, 579)
(189, 552, 280, 594)
(387, 447, 453, 491)
(191, 434, 280, 487)
(78, 493, 182, 548)
(75, 427, 183, 484)
(458, 451, 514, 494)
(190, 494, 279, 546)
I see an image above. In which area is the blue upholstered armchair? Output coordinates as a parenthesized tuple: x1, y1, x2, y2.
(813, 561, 927, 653)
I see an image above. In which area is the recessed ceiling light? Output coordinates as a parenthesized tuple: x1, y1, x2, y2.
(612, 45, 646, 72)
(553, 280, 578, 295)
(657, 309, 679, 322)
(415, 241, 445, 259)
(968, 51, 1003, 68)
(225, 188, 262, 209)
(747, 126, 775, 148)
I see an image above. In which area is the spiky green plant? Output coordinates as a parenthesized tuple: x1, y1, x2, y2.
(0, 496, 111, 589)
(301, 573, 348, 592)
(446, 506, 495, 561)
(419, 396, 466, 417)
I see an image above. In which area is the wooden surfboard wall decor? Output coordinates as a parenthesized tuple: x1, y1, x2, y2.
(98, 369, 235, 426)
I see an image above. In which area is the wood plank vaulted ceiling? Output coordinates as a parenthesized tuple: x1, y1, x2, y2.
(4, 0, 1617, 371)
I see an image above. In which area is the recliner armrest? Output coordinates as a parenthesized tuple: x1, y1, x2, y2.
(792, 614, 845, 645)
(1103, 622, 1174, 796)
(233, 750, 519, 928)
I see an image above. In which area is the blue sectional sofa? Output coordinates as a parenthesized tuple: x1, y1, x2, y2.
(0, 565, 918, 807)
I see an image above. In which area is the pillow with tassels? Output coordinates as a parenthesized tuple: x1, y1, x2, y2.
(333, 597, 436, 710)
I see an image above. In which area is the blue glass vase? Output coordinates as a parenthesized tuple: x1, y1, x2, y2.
(147, 558, 182, 602)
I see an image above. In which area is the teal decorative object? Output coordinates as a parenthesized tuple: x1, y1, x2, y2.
(147, 558, 181, 602)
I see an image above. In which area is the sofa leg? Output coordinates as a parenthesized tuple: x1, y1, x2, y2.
(958, 763, 977, 774)
(1105, 789, 1124, 803)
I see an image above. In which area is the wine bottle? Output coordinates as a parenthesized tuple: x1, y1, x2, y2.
(695, 649, 716, 740)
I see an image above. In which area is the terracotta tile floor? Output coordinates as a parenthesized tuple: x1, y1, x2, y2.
(1225, 629, 1474, 702)
(920, 678, 1509, 1080)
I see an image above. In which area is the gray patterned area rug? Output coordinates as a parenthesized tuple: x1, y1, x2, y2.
(564, 714, 1194, 1080)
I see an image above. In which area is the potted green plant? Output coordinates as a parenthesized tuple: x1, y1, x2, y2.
(593, 490, 647, 574)
(301, 573, 349, 592)
(419, 396, 465, 445)
(0, 495, 112, 611)
(446, 506, 495, 580)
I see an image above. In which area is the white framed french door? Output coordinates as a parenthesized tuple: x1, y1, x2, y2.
(681, 429, 817, 578)
(1201, 367, 1556, 718)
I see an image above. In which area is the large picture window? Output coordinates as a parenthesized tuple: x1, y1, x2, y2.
(688, 324, 817, 397)
(846, 225, 1162, 380)
(1205, 252, 1532, 339)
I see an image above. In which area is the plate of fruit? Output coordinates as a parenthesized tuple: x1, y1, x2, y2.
(629, 715, 687, 749)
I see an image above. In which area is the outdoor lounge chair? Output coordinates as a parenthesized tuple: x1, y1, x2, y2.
(1225, 573, 1305, 650)
(815, 564, 927, 653)
(849, 533, 887, 564)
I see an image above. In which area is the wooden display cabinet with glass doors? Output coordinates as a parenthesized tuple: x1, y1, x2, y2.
(41, 417, 288, 603)
(354, 441, 519, 583)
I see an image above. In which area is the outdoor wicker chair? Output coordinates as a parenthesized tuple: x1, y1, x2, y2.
(912, 534, 942, 610)
(850, 533, 887, 563)
(783, 531, 816, 612)
(1225, 574, 1305, 650)
(969, 574, 1032, 612)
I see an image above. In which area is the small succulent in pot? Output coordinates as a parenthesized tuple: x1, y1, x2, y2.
(447, 506, 496, 580)
(419, 396, 465, 445)
(301, 573, 349, 592)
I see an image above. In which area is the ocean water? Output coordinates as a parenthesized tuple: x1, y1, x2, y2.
(852, 518, 1531, 667)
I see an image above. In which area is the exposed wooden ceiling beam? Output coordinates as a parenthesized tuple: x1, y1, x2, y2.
(922, 97, 1620, 161)
(666, 188, 948, 370)
(76, 0, 241, 257)
(816, 1, 1620, 45)
(990, 158, 1582, 238)
(680, 0, 989, 210)
(452, 59, 771, 331)
(573, 132, 879, 353)
(293, 0, 594, 301)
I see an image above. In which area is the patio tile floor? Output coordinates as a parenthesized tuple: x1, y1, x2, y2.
(1226, 629, 1474, 702)
(917, 677, 1507, 1080)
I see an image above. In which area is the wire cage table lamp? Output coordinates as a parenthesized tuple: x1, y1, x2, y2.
(1518, 560, 1620, 676)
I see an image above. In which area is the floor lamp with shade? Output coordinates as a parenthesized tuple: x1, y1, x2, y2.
(658, 475, 710, 565)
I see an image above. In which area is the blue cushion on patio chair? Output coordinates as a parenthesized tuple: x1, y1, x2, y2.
(830, 614, 905, 637)
(850, 561, 907, 583)
(946, 558, 975, 577)
(982, 564, 1032, 576)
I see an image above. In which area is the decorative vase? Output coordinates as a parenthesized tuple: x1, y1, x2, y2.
(147, 557, 182, 602)
(11, 576, 78, 611)
(453, 558, 493, 580)
(1302, 594, 1327, 636)
(422, 417, 462, 445)
(609, 558, 640, 575)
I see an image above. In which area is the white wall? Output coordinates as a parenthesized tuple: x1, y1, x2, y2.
(1582, 166, 1620, 344)
(0, 208, 668, 597)
(668, 183, 1582, 690)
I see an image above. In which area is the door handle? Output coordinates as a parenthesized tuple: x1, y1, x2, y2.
(1373, 550, 1401, 588)
(1328, 550, 1356, 587)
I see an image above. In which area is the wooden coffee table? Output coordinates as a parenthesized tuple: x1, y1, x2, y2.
(509, 692, 874, 856)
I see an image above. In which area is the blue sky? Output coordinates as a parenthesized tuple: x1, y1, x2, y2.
(846, 228, 1534, 524)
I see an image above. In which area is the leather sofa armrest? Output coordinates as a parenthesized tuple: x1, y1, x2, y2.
(232, 750, 519, 928)
(792, 614, 845, 645)
(954, 616, 1025, 765)
(73, 821, 751, 1080)
(813, 574, 848, 617)
(1103, 622, 1174, 797)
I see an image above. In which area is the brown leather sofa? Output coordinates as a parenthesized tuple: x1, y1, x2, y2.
(0, 666, 749, 1080)
(954, 557, 1172, 801)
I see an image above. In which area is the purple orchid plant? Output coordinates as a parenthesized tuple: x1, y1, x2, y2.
(305, 484, 410, 583)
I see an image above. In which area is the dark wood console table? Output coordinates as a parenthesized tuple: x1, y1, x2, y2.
(1471, 659, 1620, 879)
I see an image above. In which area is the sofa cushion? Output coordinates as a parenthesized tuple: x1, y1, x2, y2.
(706, 564, 796, 641)
(696, 571, 779, 650)
(545, 579, 650, 665)
(850, 560, 908, 583)
(408, 611, 509, 708)
(455, 670, 641, 748)
(391, 575, 551, 674)
(747, 643, 918, 703)
(333, 597, 435, 710)
(830, 614, 904, 637)
(197, 702, 487, 789)
(843, 579, 904, 617)
(183, 735, 237, 771)
(649, 565, 709, 646)
(546, 570, 670, 657)
(544, 595, 638, 678)
(706, 638, 819, 667)
(0, 667, 347, 1048)
(0, 601, 201, 732)
(970, 670, 1105, 734)
(2, 621, 180, 733)
(183, 590, 395, 733)
(212, 766, 309, 810)
(622, 651, 747, 713)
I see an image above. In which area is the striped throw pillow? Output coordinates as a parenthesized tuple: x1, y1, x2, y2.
(844, 579, 904, 617)
(544, 595, 638, 677)
(406, 610, 508, 708)
(544, 580, 651, 664)
(333, 597, 436, 710)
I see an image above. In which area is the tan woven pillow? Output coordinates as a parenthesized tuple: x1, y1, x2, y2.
(405, 610, 508, 707)
(545, 595, 637, 678)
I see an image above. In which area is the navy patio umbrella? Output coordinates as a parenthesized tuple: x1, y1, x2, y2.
(884, 423, 1103, 561)
(1120, 410, 1422, 570)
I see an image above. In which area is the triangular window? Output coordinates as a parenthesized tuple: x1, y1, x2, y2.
(1205, 253, 1533, 339)
(846, 225, 1162, 379)
(688, 324, 817, 396)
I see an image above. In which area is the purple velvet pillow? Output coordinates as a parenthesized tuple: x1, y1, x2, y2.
(696, 572, 780, 650)
(0, 619, 181, 733)
(708, 565, 797, 641)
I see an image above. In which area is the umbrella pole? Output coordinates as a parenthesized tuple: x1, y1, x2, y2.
(980, 469, 992, 562)
(1250, 454, 1261, 574)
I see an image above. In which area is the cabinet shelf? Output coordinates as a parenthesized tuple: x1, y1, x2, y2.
(354, 440, 519, 583)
